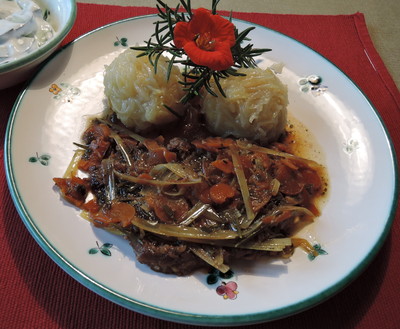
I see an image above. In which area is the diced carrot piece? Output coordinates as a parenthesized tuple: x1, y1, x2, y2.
(262, 210, 292, 224)
(53, 176, 90, 207)
(81, 199, 101, 213)
(192, 137, 234, 153)
(145, 192, 189, 223)
(211, 159, 234, 174)
(77, 159, 91, 171)
(209, 183, 236, 204)
(163, 149, 177, 163)
(143, 139, 176, 163)
(300, 168, 322, 190)
(143, 139, 160, 151)
(90, 202, 136, 228)
(137, 173, 153, 180)
(108, 202, 137, 227)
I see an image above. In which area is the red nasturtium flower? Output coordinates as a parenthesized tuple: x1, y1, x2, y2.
(173, 8, 236, 71)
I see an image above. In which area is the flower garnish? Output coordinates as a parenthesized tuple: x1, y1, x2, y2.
(174, 8, 235, 71)
(132, 0, 271, 105)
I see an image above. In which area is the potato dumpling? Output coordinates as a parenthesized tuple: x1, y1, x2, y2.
(104, 49, 185, 131)
(202, 68, 288, 143)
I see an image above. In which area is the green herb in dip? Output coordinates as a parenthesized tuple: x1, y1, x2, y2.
(0, 0, 55, 65)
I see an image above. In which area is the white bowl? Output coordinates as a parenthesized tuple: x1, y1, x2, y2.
(0, 0, 77, 90)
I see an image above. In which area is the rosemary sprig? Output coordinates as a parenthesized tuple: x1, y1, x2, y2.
(131, 0, 271, 105)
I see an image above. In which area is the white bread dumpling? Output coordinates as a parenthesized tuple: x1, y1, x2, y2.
(104, 49, 185, 131)
(202, 68, 288, 143)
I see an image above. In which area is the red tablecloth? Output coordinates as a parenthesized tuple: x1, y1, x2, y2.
(1, 3, 399, 329)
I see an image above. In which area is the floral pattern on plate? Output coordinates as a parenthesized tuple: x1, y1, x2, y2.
(49, 83, 81, 102)
(298, 74, 328, 96)
(114, 37, 128, 47)
(89, 241, 113, 257)
(29, 153, 51, 166)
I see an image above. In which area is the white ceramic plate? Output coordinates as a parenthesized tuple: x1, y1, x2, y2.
(5, 15, 398, 326)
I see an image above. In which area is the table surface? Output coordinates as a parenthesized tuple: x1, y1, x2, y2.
(80, 0, 400, 89)
(1, 2, 399, 329)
